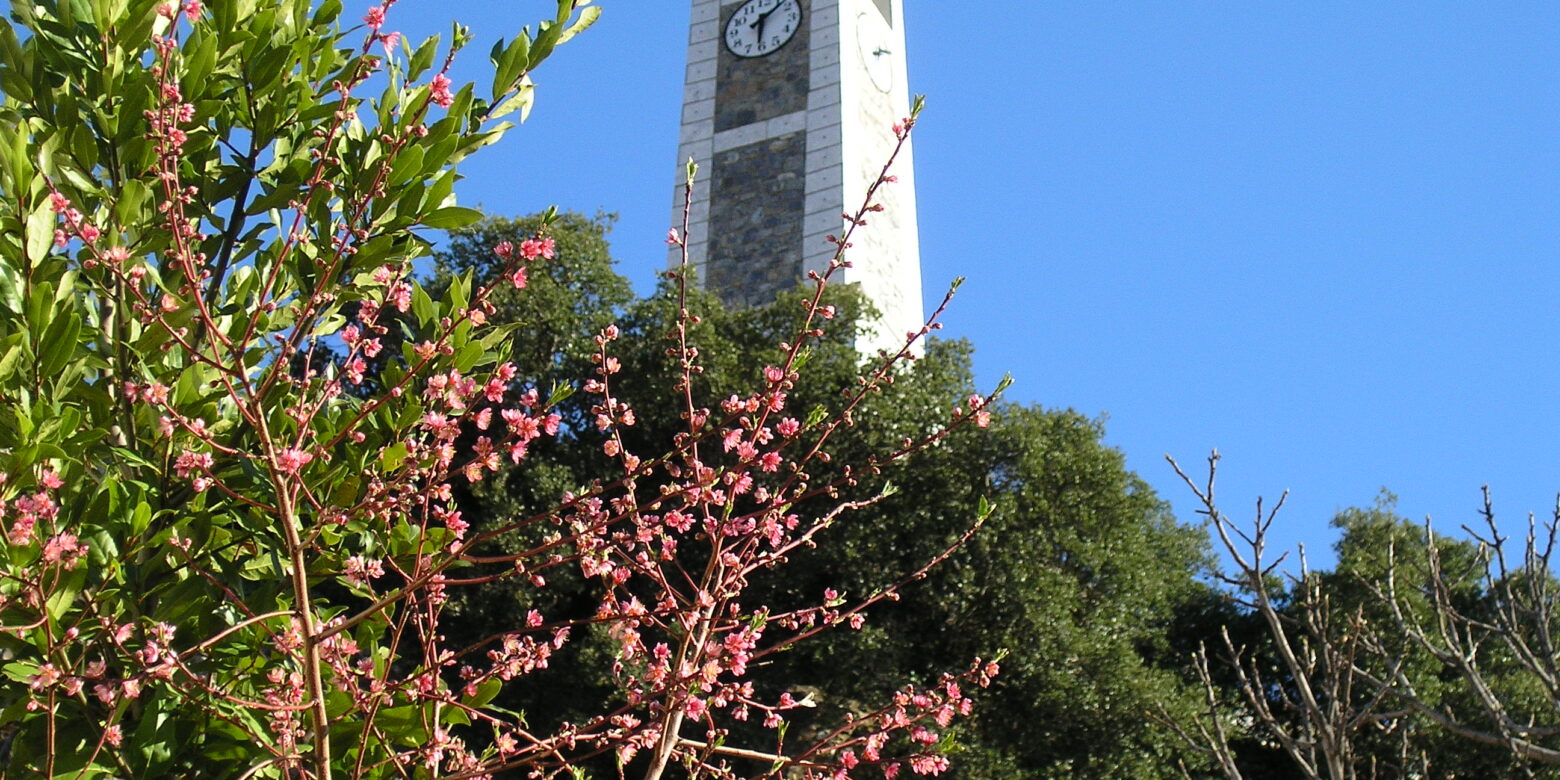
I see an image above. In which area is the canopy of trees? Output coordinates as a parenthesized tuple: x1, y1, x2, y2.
(429, 213, 1222, 778)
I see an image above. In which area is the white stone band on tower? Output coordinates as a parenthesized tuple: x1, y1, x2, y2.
(670, 0, 924, 357)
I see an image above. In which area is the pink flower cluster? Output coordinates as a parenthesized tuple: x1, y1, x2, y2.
(494, 236, 557, 289)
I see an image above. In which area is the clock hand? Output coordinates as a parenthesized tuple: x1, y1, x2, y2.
(750, 0, 784, 35)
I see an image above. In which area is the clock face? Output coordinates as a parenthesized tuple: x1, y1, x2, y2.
(856, 12, 893, 93)
(724, 0, 803, 59)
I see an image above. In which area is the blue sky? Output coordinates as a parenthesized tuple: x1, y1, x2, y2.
(393, 2, 1560, 569)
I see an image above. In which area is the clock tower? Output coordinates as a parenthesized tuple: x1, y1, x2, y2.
(670, 0, 924, 356)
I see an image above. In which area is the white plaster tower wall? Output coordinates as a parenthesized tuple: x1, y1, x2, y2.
(671, 0, 924, 356)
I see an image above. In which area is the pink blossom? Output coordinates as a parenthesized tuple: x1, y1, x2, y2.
(104, 723, 123, 747)
(174, 450, 213, 480)
(484, 379, 506, 403)
(430, 74, 454, 108)
(182, 1, 202, 22)
(664, 511, 693, 533)
(345, 357, 368, 385)
(495, 732, 518, 755)
(363, 4, 385, 30)
(519, 237, 555, 260)
(722, 429, 743, 452)
(344, 555, 385, 586)
(275, 447, 313, 474)
(41, 533, 85, 567)
(389, 281, 413, 312)
(29, 663, 60, 691)
(140, 382, 170, 405)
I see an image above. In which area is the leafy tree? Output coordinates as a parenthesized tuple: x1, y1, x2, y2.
(0, 2, 1001, 777)
(433, 213, 1220, 779)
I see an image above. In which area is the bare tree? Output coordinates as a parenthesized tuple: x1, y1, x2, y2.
(1161, 453, 1560, 778)
(1354, 488, 1560, 769)
(1157, 452, 1400, 780)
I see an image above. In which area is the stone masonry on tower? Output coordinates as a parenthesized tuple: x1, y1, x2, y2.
(669, 0, 924, 356)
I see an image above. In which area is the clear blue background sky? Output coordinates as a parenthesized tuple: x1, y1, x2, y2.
(393, 2, 1560, 569)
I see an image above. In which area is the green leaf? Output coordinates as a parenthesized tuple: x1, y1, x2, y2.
(26, 280, 54, 333)
(387, 143, 425, 186)
(556, 5, 601, 46)
(423, 168, 456, 211)
(447, 272, 469, 312)
(0, 337, 26, 381)
(45, 565, 86, 622)
(420, 206, 482, 230)
(452, 340, 483, 372)
(489, 81, 534, 122)
(805, 404, 828, 428)
(311, 0, 343, 26)
(38, 309, 79, 378)
(24, 200, 54, 262)
(411, 284, 436, 327)
(408, 34, 439, 81)
(464, 677, 502, 708)
(381, 441, 409, 471)
(546, 381, 574, 407)
(2, 660, 39, 684)
(493, 32, 531, 96)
